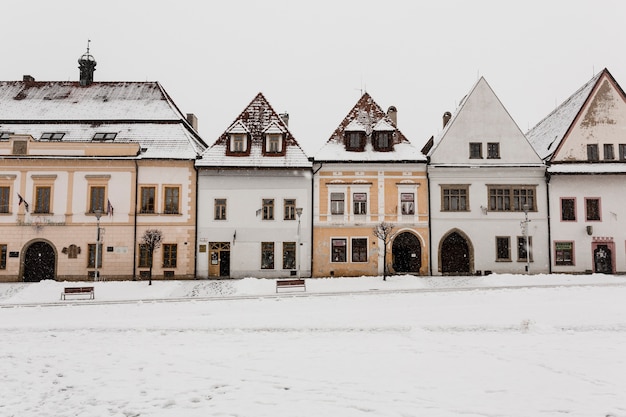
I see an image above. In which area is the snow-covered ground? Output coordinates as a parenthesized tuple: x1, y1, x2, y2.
(1, 274, 625, 417)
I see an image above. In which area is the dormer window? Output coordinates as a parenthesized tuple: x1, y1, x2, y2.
(40, 132, 65, 141)
(265, 133, 283, 154)
(230, 134, 247, 153)
(373, 131, 392, 151)
(92, 132, 117, 141)
(0, 132, 13, 141)
(345, 131, 365, 151)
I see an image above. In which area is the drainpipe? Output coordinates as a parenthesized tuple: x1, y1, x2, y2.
(545, 169, 552, 273)
(193, 162, 199, 279)
(310, 159, 322, 278)
(132, 159, 139, 280)
(426, 161, 433, 276)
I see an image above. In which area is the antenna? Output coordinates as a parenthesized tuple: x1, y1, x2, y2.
(86, 39, 91, 54)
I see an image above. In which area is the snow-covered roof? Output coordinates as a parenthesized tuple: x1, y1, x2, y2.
(526, 71, 603, 161)
(0, 80, 206, 159)
(548, 163, 626, 174)
(197, 92, 311, 168)
(314, 92, 425, 162)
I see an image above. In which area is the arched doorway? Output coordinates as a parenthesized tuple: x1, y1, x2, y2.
(440, 231, 471, 275)
(392, 232, 421, 273)
(593, 244, 613, 274)
(23, 241, 56, 282)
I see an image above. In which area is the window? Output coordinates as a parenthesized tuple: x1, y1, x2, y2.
(587, 144, 599, 161)
(469, 143, 482, 159)
(89, 186, 105, 213)
(496, 237, 510, 261)
(442, 186, 468, 211)
(261, 242, 274, 269)
(87, 243, 103, 268)
(92, 132, 117, 141)
(330, 192, 345, 215)
(34, 186, 51, 214)
(619, 144, 626, 161)
(0, 186, 9, 213)
(40, 132, 65, 140)
(164, 186, 180, 214)
(374, 131, 392, 151)
(585, 198, 600, 221)
(262, 199, 274, 220)
(401, 193, 415, 215)
(231, 134, 247, 153)
(604, 144, 615, 160)
(487, 142, 500, 159)
(561, 198, 576, 221)
(140, 187, 156, 214)
(353, 193, 367, 215)
(138, 244, 151, 268)
(0, 244, 6, 269)
(331, 238, 347, 262)
(488, 186, 536, 212)
(517, 236, 532, 261)
(162, 244, 177, 268)
(214, 199, 227, 220)
(12, 140, 27, 155)
(555, 242, 574, 266)
(0, 132, 13, 140)
(266, 134, 282, 153)
(352, 238, 367, 262)
(283, 242, 296, 269)
(284, 199, 296, 220)
(345, 131, 365, 151)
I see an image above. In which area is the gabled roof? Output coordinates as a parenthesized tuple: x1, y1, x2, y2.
(198, 92, 311, 168)
(428, 77, 542, 166)
(314, 93, 425, 162)
(526, 70, 606, 161)
(0, 80, 207, 159)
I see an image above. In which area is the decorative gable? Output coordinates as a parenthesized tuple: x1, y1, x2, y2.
(429, 77, 542, 166)
(226, 120, 251, 156)
(262, 121, 286, 155)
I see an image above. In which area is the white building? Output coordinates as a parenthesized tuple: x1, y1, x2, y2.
(196, 93, 312, 279)
(527, 68, 626, 274)
(426, 77, 549, 275)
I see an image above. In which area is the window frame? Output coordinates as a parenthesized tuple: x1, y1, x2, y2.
(163, 186, 180, 215)
(517, 236, 533, 262)
(496, 236, 511, 262)
(162, 243, 178, 268)
(587, 144, 599, 161)
(441, 185, 469, 212)
(353, 192, 367, 215)
(555, 241, 574, 266)
(282, 242, 296, 269)
(373, 131, 392, 151)
(401, 192, 415, 215)
(140, 186, 156, 214)
(261, 242, 275, 269)
(487, 185, 537, 212)
(469, 143, 482, 159)
(34, 186, 52, 214)
(351, 238, 368, 263)
(89, 185, 106, 214)
(619, 144, 626, 161)
(0, 186, 10, 213)
(603, 144, 615, 160)
(0, 244, 6, 269)
(585, 198, 601, 221)
(284, 199, 296, 220)
(345, 131, 365, 151)
(87, 243, 103, 268)
(138, 244, 151, 268)
(331, 238, 347, 263)
(262, 199, 275, 220)
(214, 198, 227, 220)
(330, 192, 345, 215)
(487, 142, 500, 159)
(560, 197, 576, 221)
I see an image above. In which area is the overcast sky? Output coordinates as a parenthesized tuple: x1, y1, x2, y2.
(4, 0, 626, 154)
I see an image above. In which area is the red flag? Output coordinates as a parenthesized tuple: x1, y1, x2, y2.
(17, 193, 29, 213)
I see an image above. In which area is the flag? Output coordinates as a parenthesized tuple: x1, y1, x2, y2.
(17, 193, 29, 213)
(107, 199, 114, 217)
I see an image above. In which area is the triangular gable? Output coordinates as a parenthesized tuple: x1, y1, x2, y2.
(526, 71, 604, 161)
(429, 77, 542, 165)
(537, 69, 626, 163)
(262, 121, 286, 134)
(226, 120, 250, 134)
(373, 119, 395, 131)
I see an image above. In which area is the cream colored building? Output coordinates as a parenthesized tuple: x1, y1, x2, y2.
(0, 52, 205, 282)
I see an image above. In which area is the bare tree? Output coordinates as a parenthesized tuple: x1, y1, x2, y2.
(373, 222, 395, 281)
(140, 229, 162, 285)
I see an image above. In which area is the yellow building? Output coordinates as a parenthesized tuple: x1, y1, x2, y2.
(313, 94, 429, 277)
(0, 50, 205, 282)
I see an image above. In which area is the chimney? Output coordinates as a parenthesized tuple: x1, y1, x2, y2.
(23, 75, 35, 82)
(186, 113, 199, 131)
(279, 112, 289, 127)
(443, 111, 452, 127)
(387, 106, 397, 126)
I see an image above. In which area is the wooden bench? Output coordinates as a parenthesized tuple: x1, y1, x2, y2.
(61, 286, 95, 300)
(276, 279, 306, 293)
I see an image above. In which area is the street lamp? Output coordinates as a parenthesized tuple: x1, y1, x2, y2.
(94, 209, 102, 281)
(296, 207, 303, 279)
(522, 204, 530, 274)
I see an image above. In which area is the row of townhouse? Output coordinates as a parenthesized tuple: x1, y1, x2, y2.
(1, 51, 625, 282)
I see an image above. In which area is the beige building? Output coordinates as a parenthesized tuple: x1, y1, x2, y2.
(0, 50, 205, 282)
(313, 93, 429, 277)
